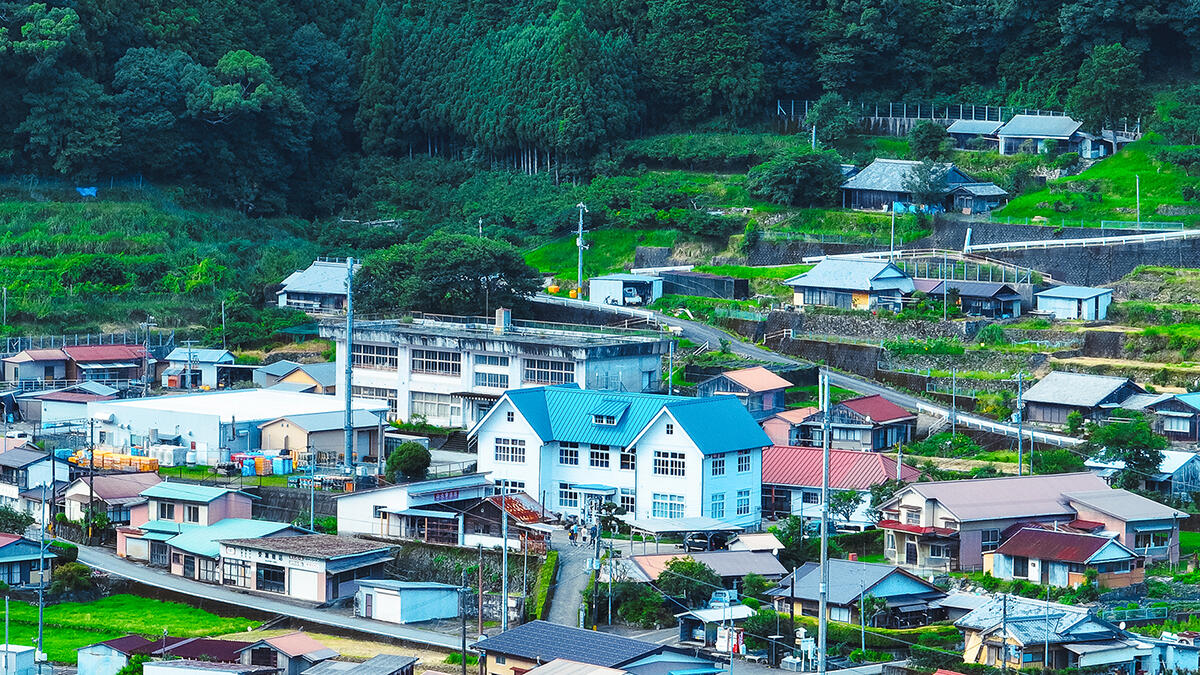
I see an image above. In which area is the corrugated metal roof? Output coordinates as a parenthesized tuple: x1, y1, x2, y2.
(784, 258, 915, 293)
(257, 360, 302, 377)
(592, 274, 659, 282)
(994, 528, 1128, 563)
(72, 472, 162, 501)
(928, 280, 1021, 299)
(947, 120, 1003, 135)
(62, 345, 148, 362)
(632, 551, 786, 580)
(719, 366, 792, 393)
(303, 655, 418, 675)
(890, 472, 1110, 522)
(142, 482, 254, 504)
(168, 519, 299, 558)
(278, 260, 358, 296)
(1035, 285, 1112, 300)
(1064, 489, 1187, 522)
(763, 445, 920, 489)
(263, 409, 385, 432)
(1022, 371, 1136, 407)
(998, 114, 1083, 139)
(664, 395, 771, 454)
(165, 348, 234, 364)
(471, 621, 661, 667)
(0, 448, 52, 469)
(241, 632, 337, 661)
(357, 579, 460, 591)
(840, 394, 914, 423)
(768, 559, 942, 605)
(2, 349, 67, 363)
(951, 183, 1009, 197)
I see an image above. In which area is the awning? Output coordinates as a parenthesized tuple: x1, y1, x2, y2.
(675, 605, 757, 623)
(621, 515, 743, 535)
(1134, 525, 1174, 532)
(78, 362, 137, 369)
(575, 484, 618, 495)
(1158, 410, 1193, 418)
(898, 604, 928, 613)
(140, 531, 177, 542)
(392, 508, 458, 520)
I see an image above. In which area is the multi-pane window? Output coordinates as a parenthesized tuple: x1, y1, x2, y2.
(559, 442, 579, 465)
(494, 438, 526, 463)
(712, 454, 726, 476)
(1135, 531, 1171, 548)
(474, 372, 509, 388)
(198, 558, 219, 583)
(653, 451, 685, 476)
(652, 493, 685, 519)
(1164, 416, 1190, 433)
(904, 509, 921, 525)
(737, 450, 752, 473)
(351, 343, 398, 369)
(475, 355, 510, 367)
(184, 505, 200, 523)
(665, 423, 674, 435)
(619, 489, 635, 513)
(620, 450, 636, 470)
(711, 493, 725, 519)
(523, 359, 574, 384)
(256, 564, 286, 593)
(802, 492, 820, 504)
(559, 482, 579, 508)
(410, 392, 461, 421)
(589, 445, 610, 468)
(496, 479, 526, 493)
(411, 349, 461, 376)
(353, 386, 399, 417)
(736, 489, 751, 516)
(158, 502, 175, 520)
(506, 411, 514, 422)
(593, 415, 616, 425)
(981, 528, 1001, 552)
(222, 559, 250, 587)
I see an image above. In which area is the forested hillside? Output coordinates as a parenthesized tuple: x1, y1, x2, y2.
(1, 0, 1197, 217)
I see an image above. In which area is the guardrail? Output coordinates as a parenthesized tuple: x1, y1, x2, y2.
(965, 228, 1200, 253)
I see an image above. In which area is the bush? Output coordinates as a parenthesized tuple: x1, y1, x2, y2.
(882, 337, 965, 355)
(528, 550, 558, 621)
(50, 562, 94, 594)
(49, 541, 78, 564)
(384, 441, 431, 482)
(849, 649, 892, 664)
(745, 149, 844, 207)
(975, 324, 1008, 346)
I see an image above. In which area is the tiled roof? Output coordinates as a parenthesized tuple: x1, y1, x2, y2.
(1022, 371, 1137, 407)
(219, 534, 391, 559)
(72, 472, 162, 501)
(61, 345, 148, 362)
(487, 493, 549, 524)
(768, 559, 943, 605)
(471, 621, 661, 667)
(2, 349, 67, 363)
(630, 551, 787, 580)
(36, 391, 115, 403)
(763, 445, 920, 489)
(927, 280, 1020, 299)
(719, 366, 791, 392)
(278, 260, 358, 296)
(841, 159, 968, 193)
(840, 394, 914, 423)
(995, 528, 1130, 564)
(770, 407, 819, 424)
(86, 635, 155, 655)
(885, 472, 1110, 522)
(998, 114, 1083, 139)
(0, 448, 53, 469)
(153, 638, 252, 662)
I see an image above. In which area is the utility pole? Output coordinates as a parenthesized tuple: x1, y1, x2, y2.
(343, 257, 355, 471)
(889, 209, 896, 260)
(1016, 373, 1025, 476)
(36, 481, 45, 675)
(181, 340, 197, 391)
(87, 417, 95, 539)
(817, 370, 831, 675)
(667, 340, 675, 394)
(477, 544, 483, 635)
(460, 569, 468, 675)
(1136, 174, 1141, 226)
(607, 539, 613, 625)
(859, 577, 866, 654)
(308, 451, 315, 531)
(221, 301, 227, 350)
(576, 203, 589, 297)
(3, 287, 6, 326)
(501, 496, 510, 632)
(1001, 594, 1008, 673)
(896, 443, 903, 481)
(951, 368, 957, 436)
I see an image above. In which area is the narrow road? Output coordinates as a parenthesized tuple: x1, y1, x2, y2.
(545, 529, 593, 627)
(76, 545, 460, 649)
(534, 295, 1079, 448)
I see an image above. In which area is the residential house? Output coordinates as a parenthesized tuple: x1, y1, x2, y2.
(727, 532, 783, 556)
(1145, 392, 1200, 443)
(277, 258, 358, 314)
(762, 445, 921, 528)
(984, 527, 1142, 588)
(354, 580, 461, 624)
(761, 407, 819, 447)
(78, 636, 252, 675)
(0, 646, 34, 675)
(0, 447, 70, 511)
(167, 519, 306, 584)
(767, 559, 946, 628)
(117, 482, 258, 565)
(946, 120, 1002, 150)
(460, 492, 554, 553)
(0, 533, 56, 585)
(784, 259, 914, 312)
(143, 661, 278, 675)
(949, 183, 1011, 214)
(253, 362, 337, 395)
(840, 158, 1004, 210)
(217, 534, 392, 603)
(79, 636, 161, 675)
(877, 472, 1111, 572)
(253, 361, 304, 389)
(334, 473, 494, 538)
(322, 309, 670, 428)
(1063, 489, 1186, 563)
(118, 520, 198, 565)
(694, 367, 791, 419)
(472, 384, 770, 528)
(674, 605, 757, 650)
(927, 280, 1022, 318)
(589, 274, 664, 307)
(795, 395, 916, 451)
(236, 633, 338, 675)
(258, 411, 385, 467)
(87, 390, 389, 463)
(13, 380, 118, 424)
(1035, 286, 1113, 320)
(957, 596, 1130, 670)
(625, 551, 787, 583)
(471, 621, 713, 675)
(162, 348, 235, 390)
(300, 655, 417, 675)
(997, 115, 1104, 157)
(2, 349, 68, 384)
(1085, 449, 1200, 499)
(62, 345, 150, 382)
(63, 472, 163, 524)
(1021, 371, 1144, 425)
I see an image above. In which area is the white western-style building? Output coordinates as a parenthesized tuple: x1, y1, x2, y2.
(471, 384, 770, 528)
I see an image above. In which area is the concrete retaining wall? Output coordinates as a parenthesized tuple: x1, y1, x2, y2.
(248, 485, 337, 523)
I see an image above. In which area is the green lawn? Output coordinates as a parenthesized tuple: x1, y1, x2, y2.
(7, 594, 260, 663)
(788, 384, 859, 408)
(524, 228, 681, 280)
(157, 465, 291, 488)
(1180, 531, 1200, 556)
(695, 264, 812, 279)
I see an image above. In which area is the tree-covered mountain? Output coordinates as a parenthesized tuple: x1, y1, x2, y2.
(0, 0, 1195, 216)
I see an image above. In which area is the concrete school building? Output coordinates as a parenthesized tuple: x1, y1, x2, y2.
(86, 390, 389, 464)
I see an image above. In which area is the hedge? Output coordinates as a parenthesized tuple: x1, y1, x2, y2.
(529, 550, 558, 621)
(793, 616, 960, 650)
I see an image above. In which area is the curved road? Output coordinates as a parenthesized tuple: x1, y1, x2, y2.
(76, 544, 460, 648)
(536, 295, 1079, 448)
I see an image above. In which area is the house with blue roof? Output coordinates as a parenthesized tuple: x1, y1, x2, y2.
(471, 384, 770, 527)
(162, 348, 235, 389)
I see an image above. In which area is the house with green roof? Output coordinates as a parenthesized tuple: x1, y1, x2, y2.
(117, 482, 259, 568)
(165, 518, 306, 583)
(471, 384, 770, 527)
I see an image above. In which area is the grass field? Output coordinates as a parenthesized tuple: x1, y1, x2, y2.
(694, 264, 812, 279)
(1181, 531, 1200, 556)
(524, 228, 681, 279)
(158, 465, 291, 488)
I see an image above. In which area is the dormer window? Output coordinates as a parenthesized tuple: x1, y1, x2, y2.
(593, 414, 616, 426)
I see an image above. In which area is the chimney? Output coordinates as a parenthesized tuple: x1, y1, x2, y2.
(495, 307, 511, 334)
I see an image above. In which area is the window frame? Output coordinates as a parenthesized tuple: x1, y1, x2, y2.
(411, 349, 462, 376)
(523, 359, 574, 385)
(653, 450, 686, 477)
(494, 438, 526, 463)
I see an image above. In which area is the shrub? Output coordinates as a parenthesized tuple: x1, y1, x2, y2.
(849, 649, 892, 664)
(975, 324, 1008, 346)
(384, 441, 431, 482)
(49, 541, 78, 564)
(528, 550, 558, 621)
(745, 149, 844, 207)
(50, 562, 94, 594)
(882, 337, 965, 355)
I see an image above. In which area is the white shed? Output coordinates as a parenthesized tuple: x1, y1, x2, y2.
(1035, 286, 1113, 320)
(588, 274, 663, 307)
(354, 580, 460, 624)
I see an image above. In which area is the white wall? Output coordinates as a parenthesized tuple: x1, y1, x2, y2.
(631, 412, 704, 519)
(40, 400, 88, 426)
(476, 397, 545, 502)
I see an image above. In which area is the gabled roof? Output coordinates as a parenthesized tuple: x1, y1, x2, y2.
(69, 472, 162, 502)
(763, 445, 920, 489)
(882, 472, 1110, 522)
(151, 638, 252, 661)
(35, 391, 115, 403)
(840, 158, 974, 193)
(767, 559, 943, 605)
(141, 482, 257, 504)
(662, 396, 772, 454)
(928, 280, 1021, 299)
(471, 621, 661, 667)
(839, 394, 915, 423)
(995, 528, 1135, 564)
(1064, 489, 1186, 522)
(629, 551, 787, 581)
(278, 260, 358, 296)
(293, 362, 337, 387)
(1022, 372, 1140, 408)
(998, 114, 1083, 139)
(302, 655, 419, 675)
(784, 258, 914, 293)
(257, 360, 302, 377)
(83, 635, 155, 656)
(0, 448, 53, 469)
(2, 349, 67, 363)
(61, 345, 148, 362)
(261, 409, 385, 432)
(486, 493, 550, 524)
(237, 632, 337, 661)
(219, 534, 391, 559)
(1035, 285, 1112, 300)
(955, 595, 1116, 646)
(1085, 449, 1200, 479)
(768, 407, 819, 424)
(713, 366, 791, 393)
(168, 519, 301, 558)
(947, 120, 1003, 135)
(165, 348, 234, 364)
(950, 183, 1010, 198)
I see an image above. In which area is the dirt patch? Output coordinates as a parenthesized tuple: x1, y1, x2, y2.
(883, 453, 1019, 474)
(217, 629, 456, 669)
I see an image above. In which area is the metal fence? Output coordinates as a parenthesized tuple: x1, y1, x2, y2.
(774, 100, 1141, 133)
(987, 214, 1186, 231)
(893, 258, 1037, 284)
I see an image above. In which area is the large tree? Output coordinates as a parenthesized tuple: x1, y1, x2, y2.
(745, 149, 843, 207)
(658, 556, 721, 607)
(1068, 43, 1148, 130)
(1083, 411, 1166, 490)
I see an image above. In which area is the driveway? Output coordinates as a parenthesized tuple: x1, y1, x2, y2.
(76, 544, 460, 648)
(545, 528, 594, 627)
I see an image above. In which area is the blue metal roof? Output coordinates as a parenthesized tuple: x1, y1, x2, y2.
(664, 395, 771, 454)
(165, 348, 234, 364)
(167, 519, 298, 558)
(141, 482, 258, 503)
(1035, 285, 1112, 299)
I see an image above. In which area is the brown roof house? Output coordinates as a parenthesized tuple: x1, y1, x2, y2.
(63, 472, 162, 525)
(237, 632, 338, 675)
(984, 527, 1141, 589)
(794, 394, 916, 451)
(217, 534, 393, 603)
(1063, 489, 1186, 563)
(695, 366, 792, 420)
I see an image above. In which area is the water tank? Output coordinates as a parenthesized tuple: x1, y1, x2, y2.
(185, 451, 197, 465)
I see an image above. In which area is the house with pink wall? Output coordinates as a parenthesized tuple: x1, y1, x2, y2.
(1064, 489, 1186, 564)
(117, 482, 258, 567)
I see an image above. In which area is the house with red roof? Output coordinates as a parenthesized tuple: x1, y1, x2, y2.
(695, 366, 792, 419)
(62, 345, 150, 382)
(984, 527, 1141, 589)
(762, 445, 920, 529)
(793, 394, 916, 451)
(1, 348, 68, 383)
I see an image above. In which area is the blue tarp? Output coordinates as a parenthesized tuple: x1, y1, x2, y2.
(75, 187, 98, 198)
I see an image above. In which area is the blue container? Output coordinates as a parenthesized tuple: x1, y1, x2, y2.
(241, 463, 255, 477)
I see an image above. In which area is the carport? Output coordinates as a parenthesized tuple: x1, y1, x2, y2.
(619, 515, 741, 554)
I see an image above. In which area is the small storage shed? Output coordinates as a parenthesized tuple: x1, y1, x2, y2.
(589, 274, 663, 307)
(1035, 286, 1113, 320)
(354, 579, 460, 624)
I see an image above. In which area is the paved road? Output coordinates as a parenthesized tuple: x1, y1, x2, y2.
(76, 544, 461, 648)
(545, 529, 594, 627)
